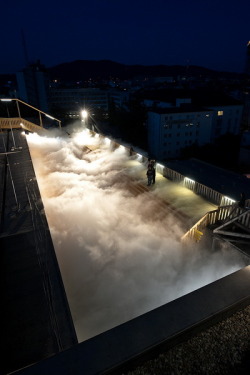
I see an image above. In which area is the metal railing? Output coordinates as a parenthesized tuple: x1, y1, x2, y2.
(0, 98, 61, 131)
(0, 117, 48, 135)
(108, 141, 240, 210)
(162, 165, 230, 206)
(181, 200, 250, 243)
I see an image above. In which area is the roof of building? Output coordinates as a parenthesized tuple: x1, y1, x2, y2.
(148, 105, 213, 115)
(1, 127, 249, 375)
(138, 88, 243, 107)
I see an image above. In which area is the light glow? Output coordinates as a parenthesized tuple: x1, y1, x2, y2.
(104, 137, 111, 146)
(81, 110, 88, 119)
(136, 153, 143, 162)
(221, 196, 236, 206)
(156, 163, 164, 169)
(184, 177, 195, 184)
(156, 163, 165, 174)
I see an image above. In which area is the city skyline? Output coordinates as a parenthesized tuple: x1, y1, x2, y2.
(1, 0, 250, 75)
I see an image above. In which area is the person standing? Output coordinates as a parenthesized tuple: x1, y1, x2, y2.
(148, 159, 156, 184)
(152, 164, 156, 184)
(146, 165, 154, 186)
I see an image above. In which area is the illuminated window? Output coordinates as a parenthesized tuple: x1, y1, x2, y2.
(218, 110, 224, 116)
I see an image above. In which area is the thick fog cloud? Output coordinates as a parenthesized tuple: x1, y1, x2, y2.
(27, 127, 248, 342)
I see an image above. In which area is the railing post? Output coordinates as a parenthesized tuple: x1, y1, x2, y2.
(39, 112, 43, 127)
(16, 100, 21, 118)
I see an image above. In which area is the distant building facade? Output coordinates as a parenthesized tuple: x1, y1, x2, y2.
(206, 104, 243, 141)
(49, 87, 132, 119)
(108, 89, 130, 110)
(49, 87, 109, 117)
(147, 107, 213, 159)
(146, 90, 243, 160)
(16, 61, 49, 112)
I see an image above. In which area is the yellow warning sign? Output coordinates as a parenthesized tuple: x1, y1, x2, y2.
(194, 229, 203, 242)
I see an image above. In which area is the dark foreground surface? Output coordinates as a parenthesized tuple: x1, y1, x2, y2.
(125, 305, 250, 375)
(0, 130, 77, 375)
(11, 266, 250, 375)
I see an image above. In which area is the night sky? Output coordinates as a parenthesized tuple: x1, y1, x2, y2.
(1, 0, 249, 74)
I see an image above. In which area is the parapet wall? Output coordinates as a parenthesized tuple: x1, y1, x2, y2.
(14, 266, 250, 375)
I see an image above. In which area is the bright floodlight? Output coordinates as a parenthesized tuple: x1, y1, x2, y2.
(81, 110, 88, 119)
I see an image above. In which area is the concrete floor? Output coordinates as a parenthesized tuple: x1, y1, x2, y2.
(124, 158, 217, 225)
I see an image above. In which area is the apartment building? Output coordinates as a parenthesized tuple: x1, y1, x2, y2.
(146, 89, 243, 160)
(147, 107, 214, 159)
(49, 87, 109, 116)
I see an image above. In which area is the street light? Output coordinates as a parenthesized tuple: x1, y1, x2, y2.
(81, 110, 88, 120)
(81, 109, 88, 128)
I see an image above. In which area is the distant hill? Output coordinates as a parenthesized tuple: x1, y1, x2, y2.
(48, 60, 242, 82)
(0, 60, 243, 89)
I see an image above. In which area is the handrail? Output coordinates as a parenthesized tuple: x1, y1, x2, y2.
(181, 201, 250, 243)
(0, 98, 61, 129)
(0, 117, 49, 135)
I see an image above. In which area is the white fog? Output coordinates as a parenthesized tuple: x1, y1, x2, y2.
(26, 126, 248, 342)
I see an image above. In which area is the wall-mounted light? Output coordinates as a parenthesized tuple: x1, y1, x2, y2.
(184, 177, 195, 184)
(156, 163, 164, 169)
(221, 196, 236, 205)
